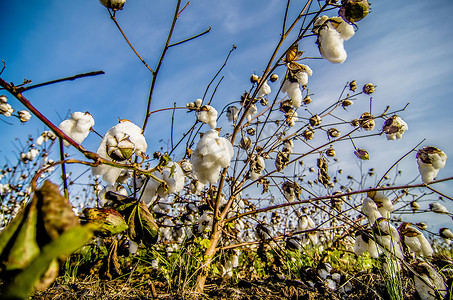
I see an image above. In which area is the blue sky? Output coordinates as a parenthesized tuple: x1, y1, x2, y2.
(1, 0, 453, 229)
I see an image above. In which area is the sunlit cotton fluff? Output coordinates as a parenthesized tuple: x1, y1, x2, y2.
(354, 232, 380, 258)
(282, 80, 302, 108)
(92, 120, 147, 183)
(197, 105, 218, 129)
(313, 16, 355, 63)
(429, 202, 449, 214)
(244, 104, 257, 122)
(142, 162, 185, 203)
(416, 147, 447, 183)
(368, 191, 394, 219)
(190, 129, 234, 184)
(292, 65, 313, 86)
(383, 115, 408, 140)
(256, 81, 271, 98)
(58, 112, 95, 146)
(226, 106, 239, 122)
(362, 197, 382, 224)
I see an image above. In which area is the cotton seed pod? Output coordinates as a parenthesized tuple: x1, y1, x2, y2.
(302, 128, 314, 140)
(99, 0, 126, 10)
(326, 146, 336, 157)
(410, 201, 420, 213)
(339, 0, 370, 23)
(246, 128, 256, 136)
(415, 222, 428, 230)
(275, 151, 290, 171)
(259, 97, 268, 106)
(106, 134, 135, 161)
(342, 99, 354, 108)
(359, 112, 375, 131)
(354, 148, 369, 160)
(270, 73, 279, 82)
(250, 74, 259, 83)
(83, 208, 128, 236)
(309, 114, 322, 127)
(350, 119, 359, 127)
(328, 128, 340, 138)
(279, 99, 293, 114)
(303, 96, 312, 105)
(240, 136, 252, 149)
(349, 80, 357, 91)
(362, 83, 375, 95)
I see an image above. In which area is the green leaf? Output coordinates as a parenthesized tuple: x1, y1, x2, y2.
(3, 224, 96, 300)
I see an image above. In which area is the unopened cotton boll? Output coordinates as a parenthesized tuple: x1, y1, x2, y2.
(190, 129, 234, 184)
(197, 105, 218, 129)
(58, 112, 95, 146)
(92, 120, 147, 183)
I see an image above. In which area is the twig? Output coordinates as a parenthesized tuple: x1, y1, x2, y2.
(375, 139, 425, 188)
(168, 27, 211, 48)
(109, 12, 154, 73)
(59, 137, 69, 198)
(17, 71, 105, 92)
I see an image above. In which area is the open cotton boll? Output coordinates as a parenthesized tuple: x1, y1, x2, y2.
(416, 147, 447, 183)
(318, 25, 347, 63)
(197, 105, 218, 129)
(99, 0, 126, 10)
(257, 81, 271, 98)
(368, 191, 394, 218)
(429, 202, 449, 214)
(383, 115, 408, 140)
(143, 162, 185, 200)
(226, 106, 239, 122)
(92, 120, 147, 184)
(282, 80, 302, 108)
(191, 129, 234, 184)
(244, 104, 257, 122)
(362, 197, 382, 224)
(58, 112, 95, 146)
(330, 16, 355, 40)
(413, 262, 447, 300)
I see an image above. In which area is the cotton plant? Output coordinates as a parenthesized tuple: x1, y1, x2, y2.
(416, 146, 447, 183)
(313, 16, 355, 63)
(190, 129, 234, 184)
(382, 115, 408, 140)
(58, 111, 95, 146)
(92, 120, 147, 183)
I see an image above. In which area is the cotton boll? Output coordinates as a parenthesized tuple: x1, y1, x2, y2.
(58, 112, 95, 146)
(362, 197, 382, 224)
(191, 129, 234, 184)
(282, 80, 302, 108)
(318, 26, 347, 63)
(331, 17, 355, 40)
(257, 81, 271, 98)
(416, 147, 447, 183)
(413, 262, 447, 300)
(143, 162, 185, 199)
(353, 233, 368, 256)
(197, 105, 218, 129)
(99, 0, 126, 10)
(383, 115, 408, 140)
(429, 202, 449, 214)
(244, 104, 257, 122)
(92, 120, 147, 184)
(226, 106, 239, 122)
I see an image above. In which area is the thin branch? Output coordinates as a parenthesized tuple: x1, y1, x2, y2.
(375, 139, 425, 188)
(17, 71, 105, 92)
(59, 137, 69, 198)
(109, 12, 154, 73)
(168, 27, 211, 48)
